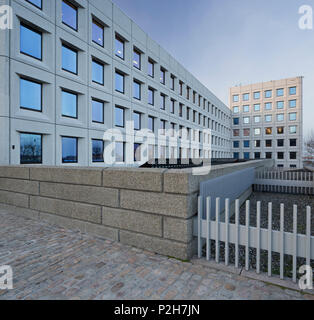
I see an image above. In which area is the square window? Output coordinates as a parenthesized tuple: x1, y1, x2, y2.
(20, 133, 42, 164)
(20, 24, 42, 60)
(115, 71, 124, 93)
(265, 102, 272, 110)
(265, 140, 272, 147)
(115, 36, 124, 59)
(92, 60, 104, 85)
(290, 126, 297, 134)
(265, 90, 272, 98)
(290, 139, 297, 147)
(20, 78, 42, 112)
(233, 106, 239, 113)
(62, 90, 77, 118)
(243, 128, 250, 136)
(233, 118, 239, 125)
(92, 99, 104, 123)
(254, 128, 261, 135)
(266, 152, 272, 159)
(254, 116, 261, 123)
(234, 152, 239, 159)
(277, 127, 284, 134)
(254, 104, 260, 111)
(265, 127, 272, 135)
(289, 100, 297, 108)
(243, 105, 250, 112)
(277, 114, 284, 122)
(133, 49, 141, 69)
(277, 152, 284, 160)
(233, 95, 239, 102)
(62, 137, 78, 163)
(277, 88, 284, 97)
(233, 129, 239, 137)
(233, 141, 239, 148)
(244, 140, 250, 148)
(133, 80, 141, 100)
(254, 140, 261, 148)
(277, 101, 284, 109)
(92, 20, 104, 47)
(244, 152, 250, 160)
(115, 106, 124, 127)
(243, 93, 249, 101)
(265, 115, 272, 122)
(255, 152, 261, 159)
(289, 87, 296, 95)
(62, 0, 77, 31)
(290, 152, 297, 160)
(277, 139, 284, 147)
(254, 92, 260, 99)
(289, 113, 297, 121)
(115, 142, 125, 162)
(243, 117, 250, 124)
(92, 139, 104, 162)
(62, 45, 77, 74)
(133, 111, 141, 130)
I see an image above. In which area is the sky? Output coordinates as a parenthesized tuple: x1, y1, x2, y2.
(113, 0, 314, 137)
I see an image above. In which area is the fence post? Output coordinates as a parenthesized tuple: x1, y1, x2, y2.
(280, 204, 285, 280)
(292, 205, 298, 283)
(245, 200, 250, 271)
(235, 199, 240, 269)
(206, 197, 211, 261)
(268, 202, 272, 277)
(225, 198, 230, 266)
(215, 197, 220, 263)
(256, 201, 261, 274)
(198, 196, 202, 259)
(306, 206, 311, 267)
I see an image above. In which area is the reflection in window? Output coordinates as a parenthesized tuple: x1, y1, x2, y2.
(148, 116, 154, 132)
(20, 133, 42, 164)
(148, 88, 154, 105)
(92, 60, 104, 85)
(92, 20, 104, 47)
(115, 36, 124, 59)
(62, 0, 77, 31)
(160, 68, 165, 84)
(134, 143, 141, 162)
(277, 88, 284, 96)
(115, 106, 124, 127)
(133, 80, 141, 100)
(20, 78, 42, 111)
(20, 24, 42, 60)
(148, 59, 154, 77)
(62, 137, 78, 163)
(133, 49, 141, 69)
(92, 139, 104, 162)
(289, 100, 296, 108)
(62, 90, 77, 118)
(289, 87, 296, 95)
(265, 90, 272, 98)
(115, 142, 125, 162)
(62, 45, 77, 74)
(133, 112, 141, 130)
(115, 71, 124, 93)
(92, 99, 104, 123)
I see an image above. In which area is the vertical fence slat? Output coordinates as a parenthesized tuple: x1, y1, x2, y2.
(198, 196, 202, 258)
(206, 197, 211, 261)
(235, 199, 239, 269)
(256, 201, 261, 274)
(245, 200, 250, 271)
(292, 205, 298, 283)
(280, 204, 284, 280)
(225, 198, 230, 266)
(306, 206, 311, 267)
(268, 202, 272, 277)
(215, 197, 220, 263)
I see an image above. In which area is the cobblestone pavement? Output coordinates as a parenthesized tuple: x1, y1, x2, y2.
(0, 209, 312, 300)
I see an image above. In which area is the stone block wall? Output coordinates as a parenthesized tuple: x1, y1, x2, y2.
(0, 160, 274, 260)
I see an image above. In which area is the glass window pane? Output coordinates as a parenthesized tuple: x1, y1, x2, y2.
(233, 95, 239, 102)
(115, 37, 124, 59)
(289, 100, 297, 108)
(115, 106, 124, 127)
(134, 143, 141, 162)
(148, 88, 154, 105)
(148, 116, 154, 131)
(26, 0, 42, 9)
(133, 50, 141, 69)
(92, 60, 104, 85)
(277, 101, 284, 109)
(289, 87, 296, 95)
(20, 78, 42, 111)
(20, 133, 42, 164)
(62, 0, 77, 30)
(20, 24, 42, 60)
(62, 45, 77, 74)
(133, 112, 141, 130)
(62, 137, 78, 163)
(92, 21, 104, 46)
(92, 139, 104, 162)
(62, 90, 77, 118)
(115, 72, 124, 93)
(133, 81, 140, 100)
(92, 99, 104, 123)
(148, 60, 154, 77)
(277, 88, 284, 96)
(115, 142, 124, 162)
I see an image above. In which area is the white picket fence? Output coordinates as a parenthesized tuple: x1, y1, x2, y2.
(196, 196, 314, 283)
(254, 170, 314, 194)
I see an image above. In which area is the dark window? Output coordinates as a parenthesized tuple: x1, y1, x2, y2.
(20, 133, 42, 164)
(92, 99, 104, 123)
(290, 152, 297, 160)
(20, 24, 42, 60)
(171, 75, 175, 90)
(26, 0, 42, 9)
(62, 90, 77, 118)
(133, 80, 141, 100)
(133, 49, 141, 69)
(179, 104, 183, 117)
(277, 127, 284, 134)
(160, 68, 165, 84)
(92, 60, 104, 85)
(160, 94, 166, 110)
(234, 152, 239, 159)
(278, 152, 284, 160)
(115, 71, 124, 93)
(255, 152, 261, 159)
(133, 112, 141, 130)
(170, 99, 175, 114)
(115, 142, 125, 162)
(20, 78, 42, 112)
(233, 141, 239, 148)
(134, 143, 141, 162)
(115, 106, 124, 127)
(148, 88, 154, 105)
(148, 59, 154, 77)
(148, 116, 154, 132)
(244, 140, 250, 148)
(277, 139, 284, 147)
(62, 0, 78, 31)
(290, 139, 297, 147)
(92, 20, 104, 47)
(62, 44, 77, 74)
(266, 152, 272, 159)
(244, 152, 250, 160)
(115, 35, 124, 59)
(233, 118, 239, 125)
(265, 140, 272, 147)
(92, 139, 104, 162)
(255, 140, 261, 148)
(62, 137, 78, 163)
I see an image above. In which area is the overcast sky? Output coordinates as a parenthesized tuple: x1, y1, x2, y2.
(113, 0, 314, 137)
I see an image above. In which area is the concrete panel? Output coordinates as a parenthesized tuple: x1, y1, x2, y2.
(0, 166, 29, 179)
(0, 178, 39, 195)
(163, 217, 193, 243)
(0, 190, 29, 207)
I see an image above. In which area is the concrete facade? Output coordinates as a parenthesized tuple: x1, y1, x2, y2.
(0, 160, 273, 260)
(229, 77, 303, 168)
(0, 0, 232, 167)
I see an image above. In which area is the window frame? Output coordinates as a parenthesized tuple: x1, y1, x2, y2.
(115, 70, 125, 94)
(20, 132, 43, 164)
(20, 77, 43, 113)
(62, 0, 78, 32)
(115, 35, 125, 60)
(91, 98, 104, 124)
(133, 79, 141, 100)
(61, 89, 78, 119)
(61, 136, 78, 164)
(133, 48, 141, 70)
(92, 19, 104, 48)
(115, 106, 125, 128)
(61, 43, 78, 75)
(20, 23, 43, 61)
(92, 59, 104, 85)
(92, 139, 104, 163)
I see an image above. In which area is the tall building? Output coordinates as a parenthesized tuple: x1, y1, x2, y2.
(0, 0, 232, 167)
(229, 77, 303, 168)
